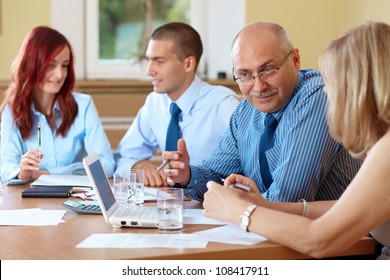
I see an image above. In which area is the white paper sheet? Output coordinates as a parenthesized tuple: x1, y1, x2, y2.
(31, 174, 92, 187)
(180, 224, 267, 245)
(76, 233, 208, 248)
(183, 209, 228, 225)
(143, 187, 158, 202)
(76, 223, 266, 249)
(0, 208, 66, 226)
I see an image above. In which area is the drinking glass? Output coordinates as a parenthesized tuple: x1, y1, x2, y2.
(157, 188, 184, 232)
(129, 169, 144, 205)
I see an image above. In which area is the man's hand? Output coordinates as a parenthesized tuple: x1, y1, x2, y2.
(161, 138, 191, 187)
(132, 160, 169, 187)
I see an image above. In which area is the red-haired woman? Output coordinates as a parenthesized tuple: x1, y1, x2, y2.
(0, 26, 114, 184)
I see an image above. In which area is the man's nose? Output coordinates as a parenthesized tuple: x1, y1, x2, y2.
(252, 75, 268, 92)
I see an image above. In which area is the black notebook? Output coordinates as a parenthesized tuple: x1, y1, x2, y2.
(21, 186, 72, 198)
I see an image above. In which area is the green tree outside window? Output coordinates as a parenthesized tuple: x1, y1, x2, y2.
(99, 0, 190, 62)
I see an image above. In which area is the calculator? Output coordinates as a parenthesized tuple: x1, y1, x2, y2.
(62, 200, 102, 215)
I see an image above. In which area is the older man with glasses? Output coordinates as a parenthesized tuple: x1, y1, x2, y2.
(162, 21, 362, 203)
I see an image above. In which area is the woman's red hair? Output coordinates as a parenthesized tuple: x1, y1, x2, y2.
(0, 26, 78, 139)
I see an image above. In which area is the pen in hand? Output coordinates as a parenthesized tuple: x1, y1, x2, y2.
(221, 178, 251, 192)
(37, 123, 42, 158)
(156, 159, 170, 172)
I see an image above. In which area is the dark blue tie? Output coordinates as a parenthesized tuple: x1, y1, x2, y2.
(260, 114, 278, 189)
(165, 102, 182, 151)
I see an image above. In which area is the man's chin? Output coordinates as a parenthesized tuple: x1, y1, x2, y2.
(154, 88, 166, 94)
(154, 85, 169, 94)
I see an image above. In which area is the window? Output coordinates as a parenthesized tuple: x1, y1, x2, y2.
(87, 0, 190, 79)
(99, 0, 190, 61)
(51, 0, 245, 80)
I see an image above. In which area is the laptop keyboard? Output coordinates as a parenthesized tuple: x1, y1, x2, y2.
(117, 205, 158, 220)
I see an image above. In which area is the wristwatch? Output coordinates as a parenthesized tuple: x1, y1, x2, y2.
(240, 204, 258, 232)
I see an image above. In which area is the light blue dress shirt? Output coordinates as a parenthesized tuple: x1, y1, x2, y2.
(1, 93, 115, 183)
(114, 75, 240, 174)
(185, 69, 362, 202)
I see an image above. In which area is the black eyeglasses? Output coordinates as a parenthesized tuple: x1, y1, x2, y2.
(233, 49, 294, 86)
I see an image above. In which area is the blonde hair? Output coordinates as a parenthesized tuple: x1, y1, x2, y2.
(319, 21, 390, 159)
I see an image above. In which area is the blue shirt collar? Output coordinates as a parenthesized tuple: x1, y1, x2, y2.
(31, 98, 61, 119)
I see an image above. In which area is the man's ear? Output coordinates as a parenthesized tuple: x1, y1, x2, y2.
(292, 48, 300, 69)
(184, 56, 196, 72)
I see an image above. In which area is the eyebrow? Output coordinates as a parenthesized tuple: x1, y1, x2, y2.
(236, 59, 275, 73)
(51, 59, 70, 64)
(146, 55, 166, 61)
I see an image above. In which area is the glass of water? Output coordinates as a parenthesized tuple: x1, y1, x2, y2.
(128, 169, 144, 205)
(113, 172, 128, 204)
(157, 188, 184, 233)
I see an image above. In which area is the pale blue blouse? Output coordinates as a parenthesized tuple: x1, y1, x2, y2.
(1, 93, 115, 183)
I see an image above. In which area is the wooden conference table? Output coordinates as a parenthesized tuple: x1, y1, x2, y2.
(0, 183, 375, 260)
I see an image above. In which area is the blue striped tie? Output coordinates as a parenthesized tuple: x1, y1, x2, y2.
(165, 103, 182, 151)
(260, 114, 278, 189)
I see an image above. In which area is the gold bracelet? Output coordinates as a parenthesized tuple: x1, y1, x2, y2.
(298, 199, 308, 217)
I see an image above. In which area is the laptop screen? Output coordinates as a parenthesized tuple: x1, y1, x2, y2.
(89, 159, 116, 211)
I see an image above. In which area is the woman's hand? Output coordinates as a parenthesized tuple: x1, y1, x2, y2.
(203, 174, 270, 225)
(222, 174, 267, 206)
(18, 149, 43, 180)
(203, 180, 253, 225)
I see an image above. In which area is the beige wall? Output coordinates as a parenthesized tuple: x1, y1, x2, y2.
(246, 0, 390, 69)
(0, 0, 390, 79)
(0, 0, 51, 80)
(345, 0, 390, 26)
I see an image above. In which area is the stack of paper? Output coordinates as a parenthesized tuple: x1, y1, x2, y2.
(0, 208, 66, 226)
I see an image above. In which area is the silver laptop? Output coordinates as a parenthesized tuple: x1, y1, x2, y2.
(83, 153, 158, 228)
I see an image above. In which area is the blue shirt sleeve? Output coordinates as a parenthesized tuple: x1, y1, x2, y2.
(1, 105, 26, 182)
(185, 108, 244, 200)
(114, 96, 160, 175)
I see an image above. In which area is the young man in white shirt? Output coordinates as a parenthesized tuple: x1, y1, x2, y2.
(114, 22, 239, 187)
